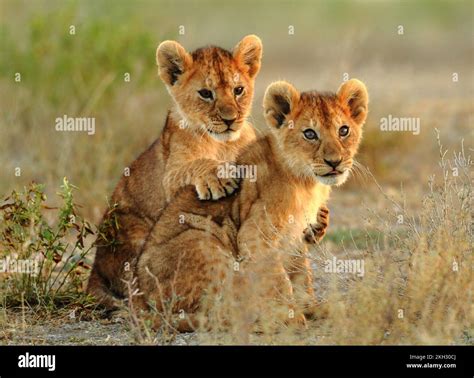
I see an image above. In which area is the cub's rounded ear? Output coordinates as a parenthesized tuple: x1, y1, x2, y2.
(156, 41, 192, 86)
(263, 81, 300, 128)
(337, 79, 369, 125)
(233, 35, 263, 79)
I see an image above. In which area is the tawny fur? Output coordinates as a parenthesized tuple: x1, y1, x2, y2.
(87, 36, 263, 309)
(136, 79, 369, 331)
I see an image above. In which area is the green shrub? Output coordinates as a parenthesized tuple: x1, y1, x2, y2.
(0, 178, 94, 310)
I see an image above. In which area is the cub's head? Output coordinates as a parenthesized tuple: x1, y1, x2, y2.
(156, 35, 262, 142)
(263, 79, 368, 186)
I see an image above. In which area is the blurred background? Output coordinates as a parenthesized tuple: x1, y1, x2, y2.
(1, 0, 472, 229)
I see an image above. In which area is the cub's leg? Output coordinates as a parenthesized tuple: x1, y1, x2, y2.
(293, 205, 330, 319)
(88, 211, 153, 312)
(87, 266, 123, 311)
(303, 205, 330, 244)
(237, 218, 306, 329)
(181, 213, 237, 253)
(247, 253, 307, 330)
(286, 245, 327, 320)
(137, 227, 235, 332)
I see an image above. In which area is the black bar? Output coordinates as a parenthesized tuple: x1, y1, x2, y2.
(0, 345, 471, 377)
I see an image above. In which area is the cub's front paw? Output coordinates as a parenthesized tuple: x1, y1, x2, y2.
(303, 205, 329, 244)
(194, 173, 240, 200)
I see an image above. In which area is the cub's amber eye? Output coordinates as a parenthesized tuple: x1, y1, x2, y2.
(234, 86, 244, 96)
(198, 89, 214, 100)
(303, 129, 318, 140)
(339, 125, 350, 137)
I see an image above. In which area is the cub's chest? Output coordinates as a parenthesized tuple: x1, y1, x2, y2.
(273, 183, 330, 232)
(192, 141, 241, 162)
(168, 128, 241, 161)
(303, 184, 330, 223)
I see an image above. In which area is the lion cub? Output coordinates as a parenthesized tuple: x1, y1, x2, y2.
(88, 36, 263, 309)
(136, 79, 369, 331)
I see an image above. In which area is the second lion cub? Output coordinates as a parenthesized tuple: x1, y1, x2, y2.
(136, 79, 369, 331)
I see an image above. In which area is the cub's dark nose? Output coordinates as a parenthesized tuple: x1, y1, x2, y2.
(223, 118, 236, 127)
(324, 158, 342, 169)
